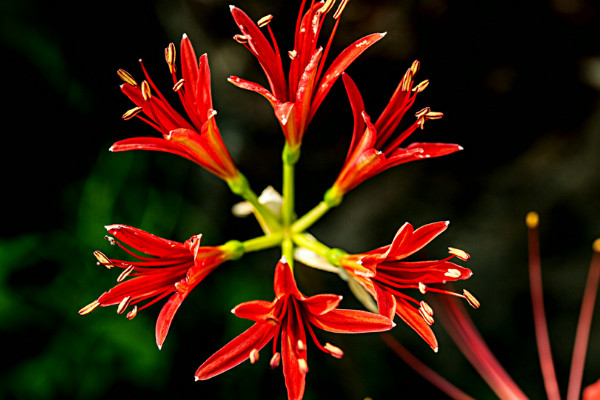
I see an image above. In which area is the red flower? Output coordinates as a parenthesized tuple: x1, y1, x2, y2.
(195, 257, 393, 400)
(113, 34, 240, 182)
(228, 1, 386, 149)
(79, 224, 238, 349)
(340, 221, 475, 351)
(329, 68, 463, 197)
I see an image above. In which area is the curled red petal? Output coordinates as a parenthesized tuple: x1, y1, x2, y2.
(386, 221, 449, 260)
(341, 73, 366, 161)
(232, 300, 277, 322)
(302, 294, 343, 316)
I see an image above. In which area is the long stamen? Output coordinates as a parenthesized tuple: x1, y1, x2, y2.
(566, 239, 600, 400)
(380, 333, 476, 400)
(437, 295, 528, 400)
(527, 212, 561, 400)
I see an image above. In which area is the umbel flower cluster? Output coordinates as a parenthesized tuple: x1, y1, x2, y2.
(79, 1, 479, 398)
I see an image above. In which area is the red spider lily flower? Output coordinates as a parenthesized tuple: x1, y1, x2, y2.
(79, 224, 241, 349)
(228, 1, 386, 149)
(328, 68, 463, 199)
(340, 221, 475, 352)
(195, 257, 394, 400)
(113, 34, 240, 182)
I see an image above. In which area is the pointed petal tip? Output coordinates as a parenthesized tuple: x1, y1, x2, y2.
(182, 33, 188, 38)
(433, 346, 439, 353)
(380, 32, 388, 37)
(194, 375, 201, 382)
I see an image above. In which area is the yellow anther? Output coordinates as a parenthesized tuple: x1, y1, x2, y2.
(117, 69, 137, 86)
(319, 0, 335, 15)
(526, 211, 539, 229)
(415, 107, 430, 119)
(324, 343, 344, 359)
(400, 69, 413, 92)
(78, 300, 100, 315)
(117, 265, 135, 283)
(265, 315, 280, 326)
(419, 307, 435, 325)
(233, 34, 248, 44)
(116, 296, 131, 314)
(249, 348, 260, 364)
(126, 305, 138, 320)
(122, 106, 143, 120)
(448, 247, 470, 261)
(420, 300, 434, 316)
(173, 79, 185, 92)
(105, 235, 116, 245)
(463, 289, 481, 309)
(174, 280, 188, 293)
(418, 282, 427, 294)
(257, 14, 273, 28)
(165, 42, 176, 74)
(297, 339, 306, 352)
(141, 80, 152, 101)
(413, 79, 430, 93)
(94, 250, 114, 269)
(270, 352, 281, 369)
(298, 358, 309, 374)
(445, 269, 462, 279)
(425, 110, 444, 120)
(333, 0, 349, 19)
(288, 50, 298, 60)
(410, 60, 420, 75)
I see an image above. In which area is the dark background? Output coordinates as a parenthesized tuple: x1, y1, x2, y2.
(2, 0, 600, 398)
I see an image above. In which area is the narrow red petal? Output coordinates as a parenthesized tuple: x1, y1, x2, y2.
(394, 298, 438, 351)
(274, 258, 301, 298)
(374, 284, 397, 321)
(230, 6, 287, 99)
(156, 291, 188, 349)
(406, 142, 464, 158)
(281, 301, 306, 400)
(310, 32, 386, 121)
(105, 224, 187, 256)
(110, 137, 200, 165)
(309, 308, 394, 334)
(195, 322, 276, 380)
(180, 34, 199, 101)
(341, 73, 366, 161)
